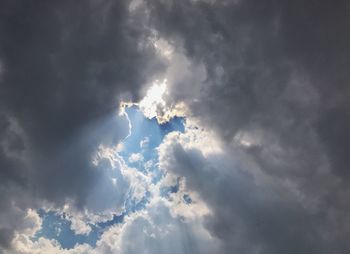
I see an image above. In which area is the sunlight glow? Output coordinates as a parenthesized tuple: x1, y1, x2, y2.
(153, 39, 174, 59)
(139, 80, 167, 120)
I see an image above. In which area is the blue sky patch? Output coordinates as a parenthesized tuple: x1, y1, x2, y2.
(34, 106, 185, 249)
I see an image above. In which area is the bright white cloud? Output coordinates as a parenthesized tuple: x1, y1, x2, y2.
(93, 200, 219, 254)
(128, 153, 144, 163)
(139, 80, 167, 120)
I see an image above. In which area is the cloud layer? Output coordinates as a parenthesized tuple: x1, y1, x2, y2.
(1, 0, 350, 253)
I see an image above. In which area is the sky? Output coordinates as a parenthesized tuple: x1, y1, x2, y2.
(0, 0, 350, 253)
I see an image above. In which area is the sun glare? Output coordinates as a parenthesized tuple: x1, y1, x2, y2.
(139, 80, 167, 119)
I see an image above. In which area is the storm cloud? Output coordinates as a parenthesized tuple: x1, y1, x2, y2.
(1, 0, 350, 253)
(149, 0, 350, 253)
(0, 0, 163, 247)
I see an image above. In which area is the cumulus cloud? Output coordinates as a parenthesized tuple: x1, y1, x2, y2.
(0, 0, 162, 248)
(91, 198, 218, 254)
(147, 0, 350, 252)
(128, 153, 144, 163)
(1, 0, 350, 253)
(158, 123, 327, 253)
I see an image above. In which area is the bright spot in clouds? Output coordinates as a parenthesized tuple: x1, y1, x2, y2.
(139, 79, 167, 120)
(27, 83, 197, 251)
(3, 2, 347, 254)
(153, 38, 174, 59)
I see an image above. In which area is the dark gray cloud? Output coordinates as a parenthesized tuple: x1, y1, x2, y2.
(146, 0, 350, 140)
(0, 0, 164, 248)
(148, 0, 350, 253)
(0, 228, 13, 250)
(1, 0, 350, 252)
(159, 137, 334, 254)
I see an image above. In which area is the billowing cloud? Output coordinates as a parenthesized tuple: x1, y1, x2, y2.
(1, 0, 350, 253)
(146, 0, 350, 253)
(0, 0, 163, 249)
(158, 125, 327, 253)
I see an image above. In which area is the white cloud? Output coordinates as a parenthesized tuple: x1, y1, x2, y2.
(139, 80, 168, 121)
(11, 236, 92, 254)
(128, 153, 144, 163)
(140, 137, 150, 149)
(93, 200, 219, 254)
(69, 216, 92, 236)
(158, 118, 223, 158)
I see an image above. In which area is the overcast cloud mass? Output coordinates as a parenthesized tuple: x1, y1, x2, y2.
(0, 0, 350, 253)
